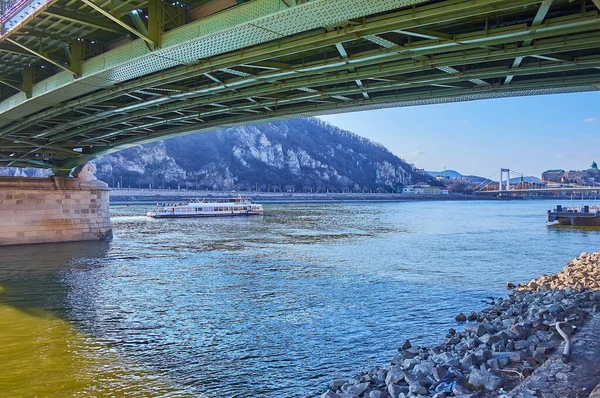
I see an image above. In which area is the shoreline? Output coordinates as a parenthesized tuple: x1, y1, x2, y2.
(318, 251, 600, 398)
(108, 189, 516, 204)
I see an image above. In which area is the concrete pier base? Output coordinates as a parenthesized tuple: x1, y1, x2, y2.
(0, 176, 112, 246)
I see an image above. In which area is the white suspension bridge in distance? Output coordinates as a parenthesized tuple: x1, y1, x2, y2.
(475, 169, 600, 195)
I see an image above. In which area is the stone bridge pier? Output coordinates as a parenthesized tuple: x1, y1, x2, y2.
(0, 163, 112, 246)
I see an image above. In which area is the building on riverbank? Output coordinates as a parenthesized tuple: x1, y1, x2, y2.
(402, 184, 449, 195)
(542, 162, 600, 185)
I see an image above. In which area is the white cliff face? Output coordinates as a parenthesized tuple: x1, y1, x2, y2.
(296, 149, 322, 169)
(286, 149, 301, 175)
(5, 118, 428, 191)
(376, 161, 412, 186)
(0, 167, 51, 178)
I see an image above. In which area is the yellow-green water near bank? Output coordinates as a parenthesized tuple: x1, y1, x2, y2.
(0, 243, 191, 398)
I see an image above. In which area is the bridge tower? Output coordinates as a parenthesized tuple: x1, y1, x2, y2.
(499, 169, 511, 192)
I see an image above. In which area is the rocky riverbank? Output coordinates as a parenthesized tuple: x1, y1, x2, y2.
(320, 251, 600, 398)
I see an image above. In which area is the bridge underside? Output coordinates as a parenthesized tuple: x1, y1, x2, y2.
(1, 0, 600, 172)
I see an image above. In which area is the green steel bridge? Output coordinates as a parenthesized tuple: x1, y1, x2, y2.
(1, 0, 600, 174)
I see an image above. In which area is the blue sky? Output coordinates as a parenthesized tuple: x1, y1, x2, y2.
(320, 92, 600, 179)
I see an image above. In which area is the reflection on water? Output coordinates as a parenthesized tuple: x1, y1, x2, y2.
(0, 242, 192, 398)
(0, 200, 599, 397)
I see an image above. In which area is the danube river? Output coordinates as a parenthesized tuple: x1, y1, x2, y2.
(1, 200, 598, 397)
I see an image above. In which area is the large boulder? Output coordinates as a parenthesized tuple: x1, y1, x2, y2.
(468, 369, 503, 391)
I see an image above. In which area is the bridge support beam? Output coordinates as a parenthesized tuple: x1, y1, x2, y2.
(0, 164, 112, 246)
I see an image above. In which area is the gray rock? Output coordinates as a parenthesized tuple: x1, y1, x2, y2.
(461, 353, 478, 368)
(329, 380, 349, 391)
(387, 384, 406, 398)
(402, 347, 421, 359)
(474, 348, 492, 363)
(432, 366, 447, 382)
(486, 358, 500, 369)
(402, 358, 420, 371)
(391, 354, 404, 365)
(444, 358, 461, 368)
(452, 383, 472, 396)
(468, 312, 478, 321)
(478, 333, 500, 346)
(431, 352, 453, 364)
(522, 367, 535, 378)
(446, 334, 461, 345)
(514, 340, 531, 350)
(509, 324, 528, 340)
(409, 385, 428, 395)
(369, 391, 383, 398)
(404, 373, 423, 386)
(412, 361, 434, 378)
(491, 341, 505, 352)
(464, 323, 487, 337)
(491, 352, 511, 367)
(385, 367, 405, 385)
(481, 319, 496, 333)
(456, 312, 467, 322)
(465, 338, 479, 349)
(468, 368, 503, 390)
(345, 383, 369, 396)
(508, 350, 527, 363)
(322, 391, 340, 398)
(536, 342, 554, 355)
(376, 369, 388, 387)
(400, 339, 412, 351)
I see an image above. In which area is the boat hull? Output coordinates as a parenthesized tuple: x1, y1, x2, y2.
(147, 211, 263, 218)
(547, 211, 600, 226)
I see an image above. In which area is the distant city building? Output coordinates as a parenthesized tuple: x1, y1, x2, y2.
(541, 169, 566, 183)
(402, 184, 448, 195)
(542, 162, 600, 185)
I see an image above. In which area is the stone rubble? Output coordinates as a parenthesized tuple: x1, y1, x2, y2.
(319, 251, 600, 398)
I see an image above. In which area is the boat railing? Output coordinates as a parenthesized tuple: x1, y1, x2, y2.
(559, 205, 600, 213)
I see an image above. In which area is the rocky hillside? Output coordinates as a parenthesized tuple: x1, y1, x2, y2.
(1, 118, 431, 192)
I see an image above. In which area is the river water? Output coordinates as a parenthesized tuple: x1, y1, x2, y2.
(1, 200, 599, 397)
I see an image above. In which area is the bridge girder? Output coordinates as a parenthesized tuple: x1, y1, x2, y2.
(0, 0, 599, 172)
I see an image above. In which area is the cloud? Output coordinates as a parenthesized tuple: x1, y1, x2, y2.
(462, 120, 469, 124)
(556, 153, 578, 159)
(412, 150, 427, 156)
(584, 117, 598, 123)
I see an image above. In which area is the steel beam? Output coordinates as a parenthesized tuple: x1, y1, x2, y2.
(42, 7, 129, 34)
(505, 0, 554, 85)
(5, 38, 76, 76)
(50, 53, 600, 144)
(22, 66, 33, 99)
(64, 75, 600, 166)
(34, 28, 600, 143)
(0, 79, 24, 94)
(69, 40, 84, 78)
(80, 0, 154, 45)
(0, 0, 544, 127)
(394, 28, 453, 40)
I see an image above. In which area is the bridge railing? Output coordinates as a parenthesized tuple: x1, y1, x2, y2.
(1, 0, 50, 36)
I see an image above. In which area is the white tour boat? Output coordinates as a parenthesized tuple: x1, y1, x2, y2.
(146, 197, 264, 218)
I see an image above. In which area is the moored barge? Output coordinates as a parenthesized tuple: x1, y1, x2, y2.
(546, 204, 600, 226)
